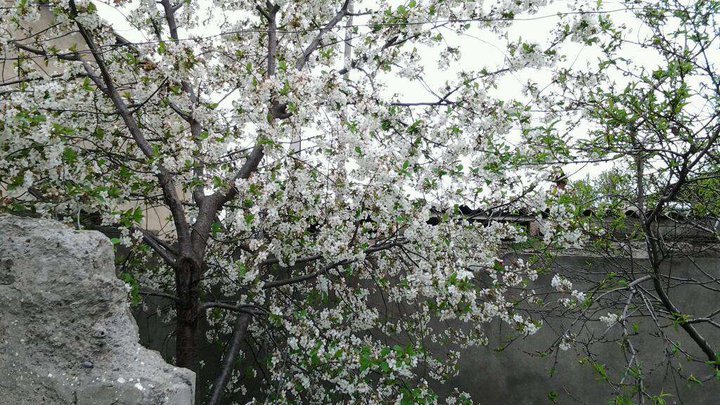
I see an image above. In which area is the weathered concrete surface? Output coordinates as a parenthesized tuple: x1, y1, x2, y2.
(435, 254, 720, 404)
(134, 253, 720, 404)
(0, 214, 195, 405)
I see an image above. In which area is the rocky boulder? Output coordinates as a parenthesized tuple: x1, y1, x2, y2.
(0, 214, 195, 404)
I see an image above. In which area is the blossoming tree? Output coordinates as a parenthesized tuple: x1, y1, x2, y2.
(1, 0, 597, 402)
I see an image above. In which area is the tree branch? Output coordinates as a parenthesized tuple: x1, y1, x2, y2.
(295, 0, 351, 70)
(206, 313, 252, 405)
(214, 3, 281, 205)
(68, 0, 191, 251)
(139, 289, 180, 303)
(135, 226, 177, 266)
(199, 302, 268, 314)
(11, 41, 81, 62)
(160, 0, 207, 206)
(263, 241, 405, 289)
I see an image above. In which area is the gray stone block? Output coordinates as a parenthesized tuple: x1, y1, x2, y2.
(0, 214, 195, 405)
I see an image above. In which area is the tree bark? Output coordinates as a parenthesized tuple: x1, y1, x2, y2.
(175, 256, 200, 370)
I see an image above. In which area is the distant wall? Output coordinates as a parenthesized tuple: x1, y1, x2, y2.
(432, 254, 720, 404)
(134, 251, 720, 404)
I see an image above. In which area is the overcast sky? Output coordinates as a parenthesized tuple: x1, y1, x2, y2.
(93, 0, 678, 183)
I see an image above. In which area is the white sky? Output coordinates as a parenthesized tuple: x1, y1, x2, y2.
(92, 0, 688, 183)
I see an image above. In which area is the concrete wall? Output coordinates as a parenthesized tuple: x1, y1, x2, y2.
(133, 252, 720, 403)
(433, 254, 720, 404)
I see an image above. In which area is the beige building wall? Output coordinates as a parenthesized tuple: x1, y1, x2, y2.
(1, 2, 180, 236)
(1, 3, 83, 83)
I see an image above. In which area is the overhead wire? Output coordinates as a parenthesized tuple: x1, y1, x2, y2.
(3, 6, 637, 60)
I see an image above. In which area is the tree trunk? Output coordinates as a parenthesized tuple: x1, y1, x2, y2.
(175, 256, 200, 370)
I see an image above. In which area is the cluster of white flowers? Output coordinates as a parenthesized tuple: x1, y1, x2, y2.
(569, 14, 601, 44)
(552, 275, 586, 308)
(0, 0, 595, 401)
(537, 193, 585, 250)
(558, 335, 573, 351)
(599, 312, 619, 327)
(551, 274, 573, 292)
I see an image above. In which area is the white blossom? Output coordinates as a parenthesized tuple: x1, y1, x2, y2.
(599, 313, 619, 327)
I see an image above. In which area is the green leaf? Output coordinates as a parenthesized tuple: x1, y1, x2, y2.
(400, 395, 413, 405)
(211, 222, 222, 237)
(62, 147, 78, 164)
(119, 271, 141, 306)
(687, 374, 702, 385)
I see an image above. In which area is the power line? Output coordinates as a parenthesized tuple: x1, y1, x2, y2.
(144, 7, 636, 40)
(5, 6, 636, 52)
